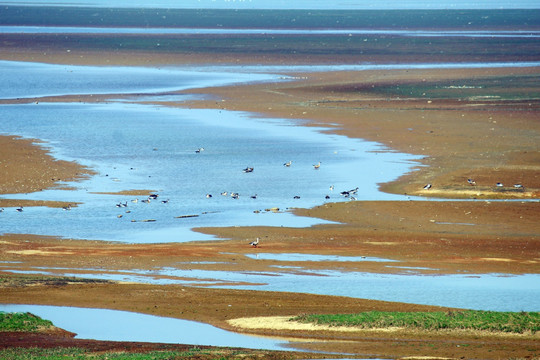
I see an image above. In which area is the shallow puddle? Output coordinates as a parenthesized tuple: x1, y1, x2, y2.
(8, 266, 540, 311)
(0, 304, 291, 350)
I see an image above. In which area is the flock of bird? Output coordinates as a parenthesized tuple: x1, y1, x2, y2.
(423, 179, 525, 191)
(199, 156, 358, 202)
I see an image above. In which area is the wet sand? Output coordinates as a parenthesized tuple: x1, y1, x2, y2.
(0, 135, 94, 206)
(1, 42, 540, 358)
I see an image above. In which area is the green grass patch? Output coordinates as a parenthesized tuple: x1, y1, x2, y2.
(0, 312, 54, 332)
(291, 310, 540, 334)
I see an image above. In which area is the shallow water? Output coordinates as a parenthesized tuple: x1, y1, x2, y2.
(7, 265, 540, 311)
(0, 304, 292, 350)
(0, 60, 278, 100)
(0, 61, 420, 242)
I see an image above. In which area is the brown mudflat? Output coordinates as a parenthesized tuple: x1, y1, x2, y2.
(1, 16, 539, 359)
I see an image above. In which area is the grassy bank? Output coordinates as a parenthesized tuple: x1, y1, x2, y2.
(0, 312, 53, 332)
(292, 310, 540, 334)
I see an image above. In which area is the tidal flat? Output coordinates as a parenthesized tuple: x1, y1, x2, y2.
(1, 5, 539, 359)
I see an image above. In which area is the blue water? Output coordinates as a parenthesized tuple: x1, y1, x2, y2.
(0, 0, 538, 9)
(7, 266, 538, 311)
(0, 304, 291, 350)
(0, 60, 420, 242)
(0, 60, 277, 100)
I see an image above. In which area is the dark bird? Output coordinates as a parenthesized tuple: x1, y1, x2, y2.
(467, 178, 476, 186)
(243, 167, 254, 173)
(423, 183, 432, 190)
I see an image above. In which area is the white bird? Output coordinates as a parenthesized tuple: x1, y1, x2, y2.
(496, 182, 504, 187)
(329, 185, 334, 191)
(249, 237, 260, 247)
(195, 147, 205, 153)
(467, 178, 476, 186)
(283, 160, 292, 167)
(221, 191, 228, 196)
(514, 184, 524, 189)
(206, 194, 213, 198)
(423, 183, 432, 190)
(313, 161, 321, 169)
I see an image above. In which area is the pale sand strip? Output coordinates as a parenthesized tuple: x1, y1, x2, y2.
(227, 316, 394, 333)
(227, 316, 540, 338)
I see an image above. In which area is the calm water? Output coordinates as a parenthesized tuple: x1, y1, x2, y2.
(7, 266, 539, 311)
(0, 61, 420, 242)
(1, 0, 538, 9)
(0, 304, 292, 350)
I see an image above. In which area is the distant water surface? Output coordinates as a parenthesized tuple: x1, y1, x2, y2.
(3, 26, 539, 38)
(1, 0, 538, 9)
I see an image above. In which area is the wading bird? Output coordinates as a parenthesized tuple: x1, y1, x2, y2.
(249, 238, 260, 248)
